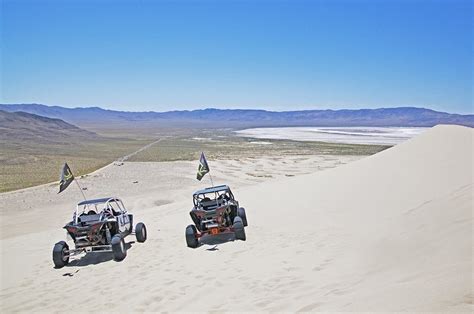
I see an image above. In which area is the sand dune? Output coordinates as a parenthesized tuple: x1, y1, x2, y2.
(0, 125, 472, 312)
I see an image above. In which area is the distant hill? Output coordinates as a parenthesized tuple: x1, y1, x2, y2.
(0, 103, 472, 128)
(0, 110, 97, 143)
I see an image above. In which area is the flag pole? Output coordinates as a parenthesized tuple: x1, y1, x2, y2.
(208, 172, 214, 187)
(206, 152, 214, 187)
(74, 178, 87, 202)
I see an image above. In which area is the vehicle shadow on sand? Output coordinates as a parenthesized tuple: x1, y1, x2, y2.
(66, 241, 135, 267)
(200, 233, 236, 249)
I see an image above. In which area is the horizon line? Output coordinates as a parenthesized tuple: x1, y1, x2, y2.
(1, 102, 472, 116)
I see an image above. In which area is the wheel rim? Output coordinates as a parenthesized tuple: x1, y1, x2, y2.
(120, 240, 124, 253)
(142, 227, 146, 239)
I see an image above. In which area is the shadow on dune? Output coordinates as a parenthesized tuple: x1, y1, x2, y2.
(66, 241, 134, 267)
(199, 233, 236, 249)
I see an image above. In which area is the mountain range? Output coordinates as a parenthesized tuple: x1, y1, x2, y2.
(0, 103, 472, 128)
(0, 110, 97, 143)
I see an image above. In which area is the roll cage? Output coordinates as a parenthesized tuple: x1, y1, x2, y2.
(192, 185, 235, 208)
(74, 197, 127, 224)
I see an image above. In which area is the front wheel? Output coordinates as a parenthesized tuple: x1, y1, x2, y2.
(233, 216, 246, 241)
(111, 234, 127, 261)
(185, 225, 199, 248)
(53, 241, 69, 268)
(135, 222, 147, 243)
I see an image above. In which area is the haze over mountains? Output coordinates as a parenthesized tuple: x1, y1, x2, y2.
(1, 103, 473, 128)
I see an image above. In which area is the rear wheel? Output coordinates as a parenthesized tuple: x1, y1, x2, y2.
(185, 225, 199, 248)
(233, 216, 246, 241)
(52, 241, 69, 268)
(238, 207, 248, 227)
(111, 234, 127, 261)
(135, 222, 147, 243)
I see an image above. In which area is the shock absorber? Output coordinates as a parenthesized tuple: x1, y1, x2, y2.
(105, 225, 112, 244)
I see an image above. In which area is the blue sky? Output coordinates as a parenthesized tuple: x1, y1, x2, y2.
(1, 0, 472, 113)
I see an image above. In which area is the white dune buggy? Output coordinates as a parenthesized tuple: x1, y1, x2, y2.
(52, 197, 147, 268)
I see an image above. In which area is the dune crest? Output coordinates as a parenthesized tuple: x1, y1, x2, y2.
(242, 124, 473, 311)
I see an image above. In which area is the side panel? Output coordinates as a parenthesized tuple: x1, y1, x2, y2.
(117, 213, 132, 234)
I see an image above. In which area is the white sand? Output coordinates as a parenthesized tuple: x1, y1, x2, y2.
(236, 126, 428, 145)
(0, 125, 472, 312)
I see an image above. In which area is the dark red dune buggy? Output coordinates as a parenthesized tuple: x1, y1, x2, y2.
(185, 185, 248, 248)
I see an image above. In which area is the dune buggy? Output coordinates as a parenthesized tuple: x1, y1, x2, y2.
(186, 185, 248, 248)
(52, 197, 147, 268)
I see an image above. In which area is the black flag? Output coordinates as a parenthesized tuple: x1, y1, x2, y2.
(58, 163, 74, 194)
(196, 152, 210, 181)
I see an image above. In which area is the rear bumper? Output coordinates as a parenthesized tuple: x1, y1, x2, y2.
(197, 226, 235, 238)
(72, 244, 112, 254)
